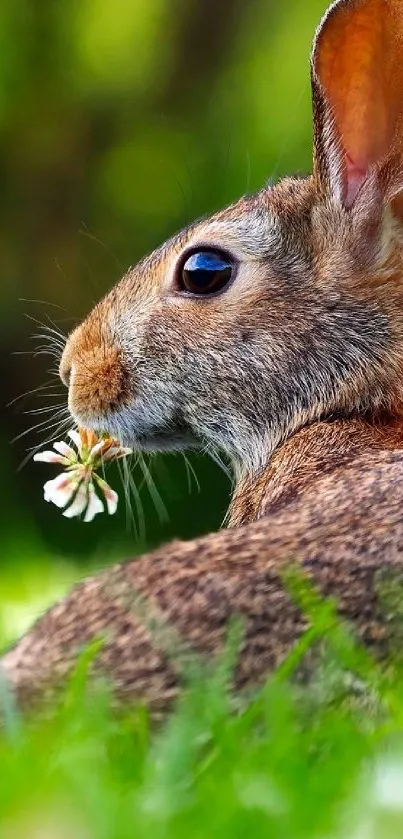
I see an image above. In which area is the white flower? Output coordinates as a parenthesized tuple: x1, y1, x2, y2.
(95, 476, 118, 515)
(61, 481, 104, 522)
(43, 473, 79, 508)
(34, 428, 132, 522)
(60, 480, 88, 519)
(34, 449, 72, 465)
(83, 483, 105, 522)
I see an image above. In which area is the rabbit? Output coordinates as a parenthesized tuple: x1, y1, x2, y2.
(4, 0, 403, 714)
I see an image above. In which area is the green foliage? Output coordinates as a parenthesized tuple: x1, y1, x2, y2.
(2, 597, 403, 838)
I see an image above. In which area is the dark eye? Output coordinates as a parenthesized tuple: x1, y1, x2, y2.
(179, 250, 233, 296)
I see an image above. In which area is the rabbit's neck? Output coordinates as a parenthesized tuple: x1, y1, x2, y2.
(228, 416, 403, 528)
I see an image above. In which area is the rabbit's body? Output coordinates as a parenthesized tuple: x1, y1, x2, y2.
(4, 417, 403, 711)
(229, 415, 403, 525)
(5, 0, 403, 709)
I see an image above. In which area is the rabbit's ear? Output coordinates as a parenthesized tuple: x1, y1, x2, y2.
(311, 0, 403, 209)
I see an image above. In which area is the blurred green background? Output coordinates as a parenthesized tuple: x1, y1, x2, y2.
(0, 0, 326, 641)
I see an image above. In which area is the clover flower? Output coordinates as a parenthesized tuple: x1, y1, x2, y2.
(34, 428, 132, 522)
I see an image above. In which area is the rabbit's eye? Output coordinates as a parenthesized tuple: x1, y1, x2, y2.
(179, 250, 232, 296)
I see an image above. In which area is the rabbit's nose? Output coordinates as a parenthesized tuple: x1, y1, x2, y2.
(59, 354, 72, 388)
(59, 340, 74, 388)
(60, 360, 71, 388)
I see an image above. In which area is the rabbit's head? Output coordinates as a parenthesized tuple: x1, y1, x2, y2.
(60, 0, 403, 476)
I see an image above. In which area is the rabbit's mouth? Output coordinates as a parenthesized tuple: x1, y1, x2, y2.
(133, 429, 199, 453)
(69, 400, 200, 454)
(108, 413, 199, 453)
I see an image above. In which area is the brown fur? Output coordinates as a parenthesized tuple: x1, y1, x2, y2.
(5, 0, 403, 712)
(4, 419, 403, 713)
(229, 416, 403, 525)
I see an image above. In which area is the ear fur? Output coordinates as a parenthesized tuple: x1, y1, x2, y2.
(311, 0, 403, 209)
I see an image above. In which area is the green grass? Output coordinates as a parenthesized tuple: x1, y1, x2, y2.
(2, 581, 403, 838)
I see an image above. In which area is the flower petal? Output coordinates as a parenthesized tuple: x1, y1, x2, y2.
(95, 476, 118, 515)
(80, 427, 98, 451)
(33, 451, 69, 464)
(83, 483, 104, 522)
(62, 482, 88, 518)
(67, 429, 82, 452)
(53, 441, 77, 460)
(43, 473, 78, 508)
(104, 486, 118, 515)
(89, 439, 109, 460)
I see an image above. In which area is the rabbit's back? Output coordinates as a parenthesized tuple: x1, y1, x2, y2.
(4, 426, 403, 713)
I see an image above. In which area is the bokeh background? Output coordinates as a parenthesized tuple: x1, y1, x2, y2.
(0, 0, 326, 642)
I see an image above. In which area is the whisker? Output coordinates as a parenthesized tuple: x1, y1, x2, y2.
(30, 337, 65, 353)
(19, 297, 67, 311)
(7, 381, 62, 407)
(181, 452, 200, 493)
(23, 402, 66, 416)
(23, 312, 66, 338)
(26, 414, 72, 452)
(126, 457, 147, 541)
(31, 349, 63, 360)
(30, 347, 64, 360)
(115, 457, 133, 532)
(79, 224, 124, 273)
(30, 329, 66, 344)
(204, 444, 233, 481)
(12, 409, 69, 443)
(17, 415, 73, 472)
(115, 455, 144, 539)
(138, 454, 168, 524)
(12, 350, 58, 357)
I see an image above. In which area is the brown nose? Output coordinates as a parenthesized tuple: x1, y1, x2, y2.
(59, 358, 71, 387)
(59, 342, 74, 388)
(60, 335, 130, 422)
